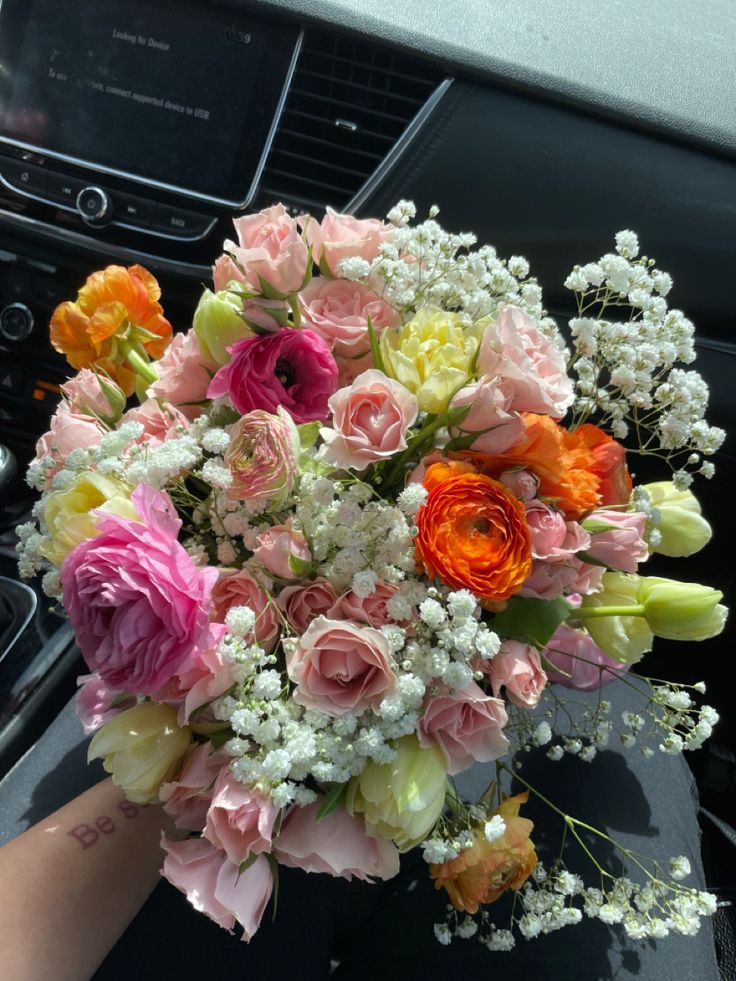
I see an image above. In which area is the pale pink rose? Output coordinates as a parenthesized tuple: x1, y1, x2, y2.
(498, 468, 540, 502)
(567, 557, 605, 596)
(61, 368, 125, 422)
(162, 624, 236, 725)
(121, 399, 190, 448)
(545, 623, 630, 690)
(287, 617, 397, 716)
(525, 501, 590, 562)
(161, 837, 272, 940)
(519, 554, 603, 601)
(160, 743, 226, 832)
(213, 254, 245, 292)
(223, 204, 309, 298)
(203, 771, 278, 866)
(449, 379, 524, 454)
(277, 578, 338, 633)
(336, 349, 375, 388)
(211, 569, 281, 653)
(74, 673, 135, 735)
(32, 403, 104, 476)
(298, 277, 399, 360)
(302, 207, 391, 276)
(320, 369, 418, 471)
(585, 510, 649, 573)
(328, 581, 404, 628)
(418, 682, 508, 775)
(477, 305, 574, 418)
(148, 330, 218, 420)
(275, 801, 399, 881)
(224, 407, 300, 506)
(488, 641, 548, 709)
(212, 258, 289, 331)
(253, 525, 311, 580)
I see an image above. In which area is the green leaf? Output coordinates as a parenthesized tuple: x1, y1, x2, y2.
(236, 852, 260, 883)
(540, 652, 570, 677)
(581, 519, 620, 534)
(209, 727, 235, 750)
(367, 315, 386, 374)
(315, 782, 348, 822)
(297, 421, 320, 450)
(288, 552, 313, 577)
(266, 854, 280, 920)
(491, 596, 572, 648)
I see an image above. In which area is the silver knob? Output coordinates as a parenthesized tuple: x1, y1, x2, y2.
(0, 302, 34, 341)
(76, 185, 111, 224)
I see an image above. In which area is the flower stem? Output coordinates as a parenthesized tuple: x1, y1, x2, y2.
(572, 604, 646, 620)
(288, 294, 302, 329)
(119, 338, 158, 386)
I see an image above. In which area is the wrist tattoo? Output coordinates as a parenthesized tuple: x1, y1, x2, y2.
(67, 800, 140, 849)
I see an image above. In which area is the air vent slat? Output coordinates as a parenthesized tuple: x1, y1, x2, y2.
(255, 29, 443, 214)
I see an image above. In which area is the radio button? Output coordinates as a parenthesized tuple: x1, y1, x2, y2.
(46, 172, 86, 208)
(113, 191, 156, 228)
(0, 159, 47, 196)
(77, 186, 111, 225)
(151, 203, 213, 238)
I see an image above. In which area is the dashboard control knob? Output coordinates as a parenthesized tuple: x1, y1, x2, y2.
(0, 302, 34, 341)
(76, 186, 111, 225)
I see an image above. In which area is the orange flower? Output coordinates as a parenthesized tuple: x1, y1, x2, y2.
(50, 264, 172, 395)
(430, 792, 537, 914)
(415, 468, 532, 602)
(576, 423, 633, 506)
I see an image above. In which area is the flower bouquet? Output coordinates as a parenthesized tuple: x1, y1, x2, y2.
(18, 201, 728, 950)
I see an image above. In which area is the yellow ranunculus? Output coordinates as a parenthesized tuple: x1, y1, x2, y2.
(346, 734, 447, 851)
(88, 702, 192, 804)
(578, 571, 654, 664)
(637, 576, 727, 642)
(643, 480, 712, 557)
(380, 306, 482, 414)
(41, 471, 138, 566)
(193, 288, 252, 365)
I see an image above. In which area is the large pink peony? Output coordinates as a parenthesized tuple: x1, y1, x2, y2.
(148, 330, 218, 420)
(60, 484, 217, 694)
(417, 682, 509, 775)
(203, 771, 278, 866)
(222, 203, 309, 298)
(207, 328, 338, 423)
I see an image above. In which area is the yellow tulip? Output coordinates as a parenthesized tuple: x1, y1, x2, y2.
(577, 572, 654, 664)
(637, 576, 727, 642)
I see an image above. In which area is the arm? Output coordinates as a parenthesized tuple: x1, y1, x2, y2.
(0, 777, 171, 981)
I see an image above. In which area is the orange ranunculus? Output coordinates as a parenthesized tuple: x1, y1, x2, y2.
(50, 264, 172, 395)
(416, 468, 532, 602)
(430, 792, 537, 914)
(576, 423, 633, 506)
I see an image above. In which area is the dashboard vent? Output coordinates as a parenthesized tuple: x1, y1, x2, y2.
(255, 31, 444, 214)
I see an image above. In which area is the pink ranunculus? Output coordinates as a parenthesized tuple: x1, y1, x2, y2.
(161, 836, 272, 940)
(253, 525, 311, 581)
(498, 468, 540, 502)
(477, 305, 574, 418)
(61, 368, 125, 422)
(298, 277, 399, 361)
(545, 622, 630, 691)
(488, 641, 548, 709)
(222, 204, 309, 298)
(275, 801, 400, 881)
(328, 581, 403, 628)
(224, 407, 300, 506)
(287, 617, 397, 716)
(148, 330, 218, 420)
(121, 398, 190, 448)
(302, 208, 391, 276)
(418, 682, 508, 776)
(32, 403, 105, 477)
(585, 509, 649, 573)
(60, 483, 217, 694)
(74, 673, 135, 735)
(203, 771, 278, 866)
(449, 379, 524, 455)
(207, 328, 338, 423)
(211, 568, 281, 652)
(160, 743, 227, 832)
(320, 369, 418, 471)
(277, 578, 339, 633)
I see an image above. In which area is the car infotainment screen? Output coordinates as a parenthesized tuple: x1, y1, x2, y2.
(0, 0, 300, 205)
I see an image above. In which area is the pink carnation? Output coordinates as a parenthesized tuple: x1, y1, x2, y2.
(418, 682, 508, 775)
(488, 641, 548, 709)
(148, 330, 218, 420)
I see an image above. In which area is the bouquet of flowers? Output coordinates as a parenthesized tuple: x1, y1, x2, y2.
(18, 201, 728, 951)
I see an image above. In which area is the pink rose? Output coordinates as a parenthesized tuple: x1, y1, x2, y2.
(61, 368, 125, 423)
(224, 407, 300, 506)
(488, 641, 548, 709)
(222, 204, 309, 298)
(520, 555, 604, 601)
(277, 578, 338, 633)
(60, 483, 217, 694)
(328, 581, 404, 628)
(148, 330, 218, 420)
(449, 379, 524, 455)
(525, 501, 590, 561)
(161, 837, 272, 940)
(167, 624, 236, 724)
(298, 278, 399, 360)
(585, 509, 649, 573)
(287, 617, 397, 716)
(203, 771, 278, 865)
(160, 743, 226, 832)
(320, 369, 418, 471)
(74, 673, 135, 735)
(418, 682, 508, 775)
(253, 525, 311, 581)
(207, 328, 338, 423)
(477, 305, 574, 418)
(498, 468, 540, 502)
(545, 623, 630, 691)
(32, 403, 104, 477)
(121, 398, 190, 448)
(211, 569, 281, 652)
(275, 802, 399, 881)
(302, 208, 390, 276)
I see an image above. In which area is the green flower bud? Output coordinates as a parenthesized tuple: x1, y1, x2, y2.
(577, 572, 653, 664)
(643, 480, 712, 557)
(637, 576, 728, 642)
(193, 288, 252, 365)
